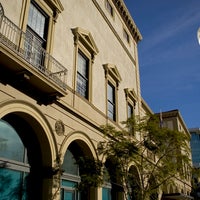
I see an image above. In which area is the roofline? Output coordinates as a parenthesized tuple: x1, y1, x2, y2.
(112, 0, 142, 43)
(189, 127, 200, 134)
(141, 98, 153, 114)
(155, 109, 190, 136)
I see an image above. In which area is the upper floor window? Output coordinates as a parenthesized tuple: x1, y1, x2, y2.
(25, 1, 49, 68)
(77, 50, 89, 98)
(23, 0, 64, 69)
(103, 64, 121, 122)
(124, 88, 137, 119)
(123, 28, 130, 44)
(107, 82, 116, 121)
(105, 0, 114, 17)
(128, 103, 134, 118)
(28, 2, 48, 41)
(72, 27, 99, 101)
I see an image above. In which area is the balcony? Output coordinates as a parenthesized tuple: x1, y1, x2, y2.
(0, 4, 67, 105)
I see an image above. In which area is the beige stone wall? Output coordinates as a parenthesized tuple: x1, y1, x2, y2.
(0, 0, 144, 199)
(52, 0, 140, 123)
(1, 0, 23, 26)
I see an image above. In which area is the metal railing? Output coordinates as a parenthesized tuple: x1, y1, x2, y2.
(0, 8, 67, 90)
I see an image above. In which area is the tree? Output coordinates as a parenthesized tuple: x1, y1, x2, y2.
(98, 115, 192, 200)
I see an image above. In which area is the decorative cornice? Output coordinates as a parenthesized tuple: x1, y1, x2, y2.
(124, 88, 137, 101)
(111, 0, 142, 43)
(103, 63, 122, 83)
(72, 27, 99, 55)
(44, 0, 64, 21)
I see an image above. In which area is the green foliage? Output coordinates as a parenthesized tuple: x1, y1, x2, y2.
(98, 114, 192, 200)
(75, 156, 103, 192)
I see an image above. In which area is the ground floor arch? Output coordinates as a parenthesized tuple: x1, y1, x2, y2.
(60, 131, 99, 200)
(0, 100, 58, 199)
(128, 165, 142, 200)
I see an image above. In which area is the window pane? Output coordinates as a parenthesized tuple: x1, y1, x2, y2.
(128, 104, 133, 118)
(107, 83, 115, 120)
(28, 3, 46, 39)
(106, 0, 113, 16)
(62, 150, 79, 176)
(103, 188, 111, 200)
(78, 53, 88, 77)
(0, 120, 25, 162)
(108, 101, 114, 120)
(77, 51, 89, 98)
(63, 191, 75, 200)
(0, 168, 27, 199)
(77, 73, 87, 97)
(107, 84, 114, 102)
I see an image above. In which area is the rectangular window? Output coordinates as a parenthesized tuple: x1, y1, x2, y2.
(107, 82, 116, 121)
(106, 0, 113, 17)
(128, 103, 133, 119)
(28, 3, 47, 39)
(76, 51, 89, 98)
(123, 29, 130, 43)
(25, 2, 48, 68)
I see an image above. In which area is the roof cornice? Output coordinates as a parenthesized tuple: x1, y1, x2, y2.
(112, 0, 142, 43)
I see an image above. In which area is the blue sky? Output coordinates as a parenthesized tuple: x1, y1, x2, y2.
(124, 0, 200, 128)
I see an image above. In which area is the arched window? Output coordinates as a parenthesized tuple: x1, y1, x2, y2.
(61, 149, 81, 200)
(102, 166, 111, 200)
(0, 119, 29, 199)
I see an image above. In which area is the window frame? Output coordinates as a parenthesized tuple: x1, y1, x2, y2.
(24, 1, 50, 68)
(107, 81, 116, 121)
(72, 27, 99, 102)
(27, 1, 49, 43)
(127, 102, 134, 119)
(103, 64, 121, 122)
(0, 120, 30, 199)
(124, 88, 137, 119)
(61, 149, 81, 200)
(105, 0, 114, 18)
(123, 28, 130, 44)
(76, 50, 90, 99)
(20, 0, 64, 57)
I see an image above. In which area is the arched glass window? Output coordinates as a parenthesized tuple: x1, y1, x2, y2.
(61, 149, 80, 200)
(0, 119, 29, 200)
(0, 120, 25, 162)
(102, 166, 111, 200)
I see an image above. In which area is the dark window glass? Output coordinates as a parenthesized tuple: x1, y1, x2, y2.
(28, 3, 46, 38)
(76, 51, 89, 98)
(102, 187, 111, 200)
(123, 29, 130, 43)
(0, 168, 28, 200)
(106, 0, 113, 16)
(0, 120, 29, 199)
(61, 149, 80, 200)
(128, 103, 133, 118)
(107, 82, 116, 121)
(0, 120, 24, 162)
(62, 150, 79, 176)
(25, 2, 48, 68)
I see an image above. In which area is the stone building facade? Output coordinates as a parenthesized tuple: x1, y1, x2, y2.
(0, 0, 192, 200)
(155, 110, 193, 200)
(0, 0, 143, 199)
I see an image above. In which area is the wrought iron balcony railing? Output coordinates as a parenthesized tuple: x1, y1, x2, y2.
(0, 6, 67, 91)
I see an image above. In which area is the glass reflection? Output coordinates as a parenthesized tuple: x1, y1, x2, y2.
(0, 120, 24, 162)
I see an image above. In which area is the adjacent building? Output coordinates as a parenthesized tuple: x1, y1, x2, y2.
(155, 110, 193, 200)
(189, 128, 200, 168)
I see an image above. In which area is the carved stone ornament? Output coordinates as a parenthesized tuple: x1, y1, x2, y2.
(55, 120, 65, 136)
